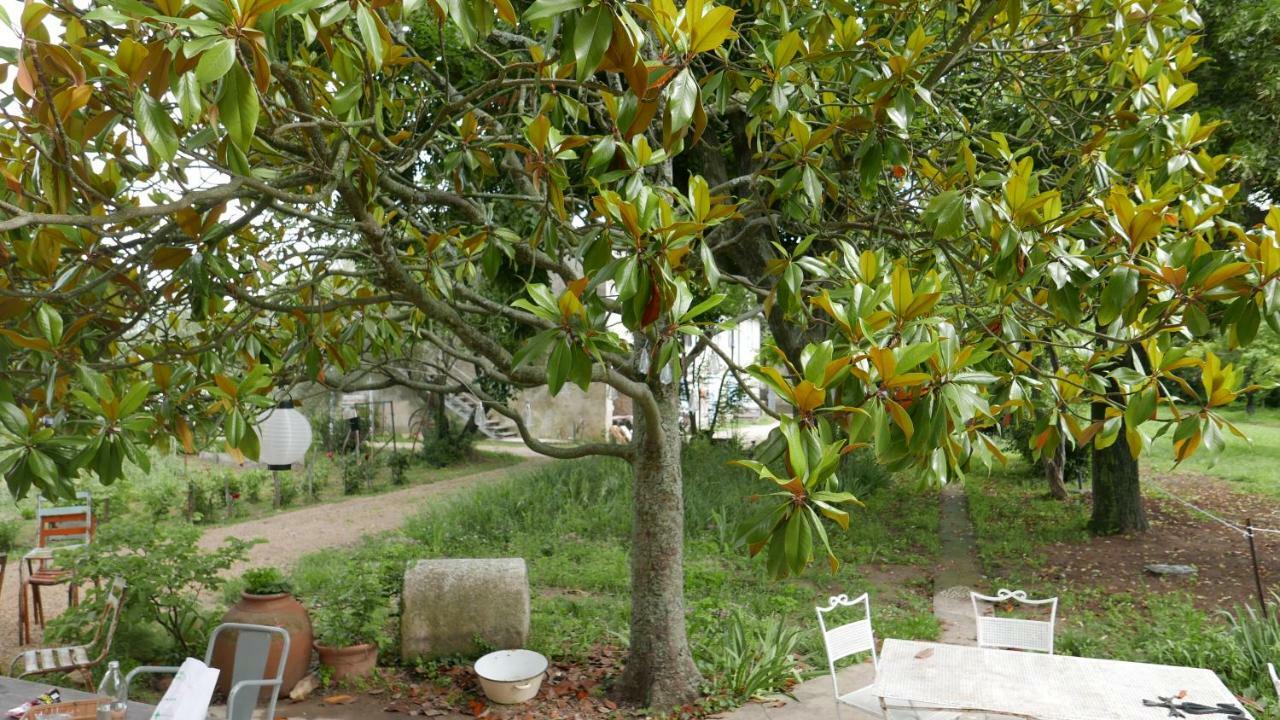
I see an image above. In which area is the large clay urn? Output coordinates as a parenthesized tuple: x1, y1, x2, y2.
(212, 591, 314, 699)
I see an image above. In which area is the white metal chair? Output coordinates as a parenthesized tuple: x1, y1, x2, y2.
(124, 623, 289, 720)
(970, 588, 1058, 654)
(1268, 662, 1279, 699)
(816, 593, 956, 720)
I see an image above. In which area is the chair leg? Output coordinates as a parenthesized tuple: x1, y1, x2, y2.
(18, 585, 27, 645)
(31, 586, 43, 628)
(79, 666, 95, 692)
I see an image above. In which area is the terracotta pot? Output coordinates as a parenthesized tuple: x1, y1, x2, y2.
(315, 643, 378, 681)
(212, 592, 314, 699)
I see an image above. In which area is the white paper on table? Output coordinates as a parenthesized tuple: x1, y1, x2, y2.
(148, 657, 219, 720)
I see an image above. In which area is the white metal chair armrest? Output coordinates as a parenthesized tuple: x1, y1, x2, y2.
(123, 665, 183, 700)
(227, 677, 284, 711)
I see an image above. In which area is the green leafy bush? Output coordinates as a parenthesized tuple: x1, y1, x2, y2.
(419, 432, 474, 468)
(238, 469, 268, 503)
(186, 475, 223, 522)
(241, 567, 292, 596)
(277, 473, 299, 507)
(46, 518, 254, 665)
(137, 475, 181, 520)
(0, 519, 21, 553)
(304, 564, 390, 649)
(340, 455, 374, 495)
(387, 451, 414, 485)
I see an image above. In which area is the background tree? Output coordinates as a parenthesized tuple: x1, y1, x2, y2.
(0, 0, 1276, 708)
(1191, 0, 1280, 219)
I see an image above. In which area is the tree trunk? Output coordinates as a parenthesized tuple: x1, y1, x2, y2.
(1043, 435, 1068, 500)
(1246, 371, 1257, 415)
(615, 381, 702, 709)
(1088, 399, 1148, 535)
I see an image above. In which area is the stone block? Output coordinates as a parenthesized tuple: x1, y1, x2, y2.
(401, 558, 530, 661)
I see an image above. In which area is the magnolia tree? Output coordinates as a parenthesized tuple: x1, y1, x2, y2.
(1, 0, 1277, 708)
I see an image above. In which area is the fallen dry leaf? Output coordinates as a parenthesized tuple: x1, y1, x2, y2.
(322, 694, 356, 705)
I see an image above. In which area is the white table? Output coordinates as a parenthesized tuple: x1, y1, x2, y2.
(874, 640, 1250, 720)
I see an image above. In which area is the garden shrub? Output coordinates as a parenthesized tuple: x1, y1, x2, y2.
(419, 431, 475, 468)
(340, 455, 375, 495)
(387, 451, 414, 485)
(239, 469, 268, 503)
(0, 519, 20, 553)
(277, 473, 299, 507)
(137, 475, 180, 520)
(304, 565, 391, 649)
(186, 475, 225, 522)
(46, 518, 254, 666)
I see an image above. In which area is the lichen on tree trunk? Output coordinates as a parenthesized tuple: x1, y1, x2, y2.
(614, 380, 702, 709)
(1089, 399, 1148, 535)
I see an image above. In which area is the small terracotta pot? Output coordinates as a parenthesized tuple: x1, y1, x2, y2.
(315, 642, 379, 681)
(213, 592, 314, 699)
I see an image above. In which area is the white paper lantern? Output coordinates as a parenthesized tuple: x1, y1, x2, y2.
(257, 401, 313, 470)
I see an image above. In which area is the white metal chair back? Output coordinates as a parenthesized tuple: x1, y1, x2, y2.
(971, 589, 1058, 654)
(816, 592, 877, 701)
(1268, 662, 1279, 699)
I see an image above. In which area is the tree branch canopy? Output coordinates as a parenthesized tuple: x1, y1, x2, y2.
(0, 0, 1276, 629)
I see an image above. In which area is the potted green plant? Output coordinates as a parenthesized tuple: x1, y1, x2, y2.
(310, 569, 388, 681)
(215, 567, 313, 699)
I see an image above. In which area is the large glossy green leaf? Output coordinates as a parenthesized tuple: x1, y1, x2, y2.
(666, 69, 698, 136)
(217, 64, 259, 150)
(355, 4, 383, 64)
(573, 5, 612, 80)
(134, 91, 179, 162)
(195, 37, 236, 83)
(177, 72, 203, 126)
(525, 0, 584, 22)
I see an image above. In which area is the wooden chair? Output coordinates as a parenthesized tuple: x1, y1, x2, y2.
(20, 492, 95, 643)
(10, 577, 126, 691)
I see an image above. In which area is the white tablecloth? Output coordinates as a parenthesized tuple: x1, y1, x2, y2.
(874, 640, 1250, 720)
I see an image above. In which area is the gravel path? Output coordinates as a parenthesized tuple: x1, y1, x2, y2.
(0, 454, 549, 671)
(199, 455, 548, 572)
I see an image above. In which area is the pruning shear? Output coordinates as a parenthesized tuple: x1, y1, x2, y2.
(1144, 696, 1247, 720)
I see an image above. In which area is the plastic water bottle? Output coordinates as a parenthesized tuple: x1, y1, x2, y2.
(97, 660, 127, 720)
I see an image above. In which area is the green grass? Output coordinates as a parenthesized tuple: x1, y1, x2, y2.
(964, 458, 1091, 575)
(291, 440, 943, 703)
(1144, 406, 1280, 498)
(966, 467, 1280, 717)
